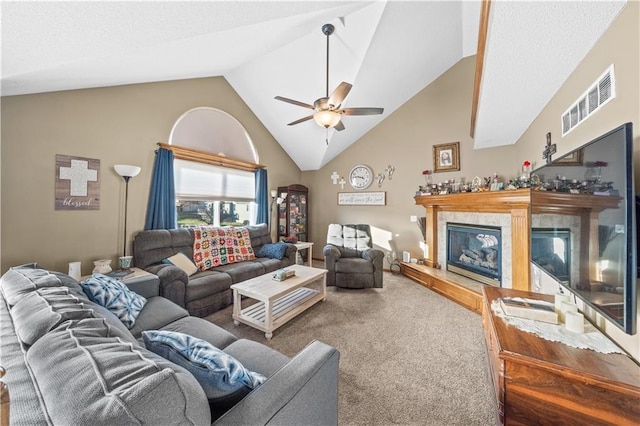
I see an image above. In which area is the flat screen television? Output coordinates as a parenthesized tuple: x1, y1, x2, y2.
(530, 122, 636, 334)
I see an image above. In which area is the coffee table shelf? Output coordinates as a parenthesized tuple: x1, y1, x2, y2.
(231, 265, 327, 339)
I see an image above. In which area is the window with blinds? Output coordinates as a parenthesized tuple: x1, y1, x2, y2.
(174, 159, 256, 227)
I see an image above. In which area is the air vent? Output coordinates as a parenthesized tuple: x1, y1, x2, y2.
(561, 65, 615, 136)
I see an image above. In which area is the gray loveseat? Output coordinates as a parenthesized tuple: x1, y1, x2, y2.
(133, 223, 297, 317)
(0, 265, 339, 425)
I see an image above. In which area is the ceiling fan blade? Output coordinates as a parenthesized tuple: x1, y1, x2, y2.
(329, 82, 352, 107)
(275, 96, 314, 110)
(287, 115, 315, 126)
(341, 107, 384, 116)
(334, 120, 345, 131)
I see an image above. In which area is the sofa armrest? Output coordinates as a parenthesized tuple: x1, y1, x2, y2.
(143, 264, 189, 308)
(283, 243, 298, 264)
(123, 274, 160, 299)
(362, 248, 384, 263)
(214, 340, 339, 426)
(362, 248, 384, 288)
(323, 245, 341, 286)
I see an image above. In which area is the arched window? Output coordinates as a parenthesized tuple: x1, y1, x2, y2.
(168, 107, 263, 227)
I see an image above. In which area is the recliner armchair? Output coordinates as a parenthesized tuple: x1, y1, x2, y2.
(323, 224, 384, 289)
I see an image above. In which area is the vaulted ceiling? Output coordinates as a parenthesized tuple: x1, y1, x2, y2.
(1, 1, 626, 170)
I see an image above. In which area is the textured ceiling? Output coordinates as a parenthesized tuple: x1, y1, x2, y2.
(0, 1, 626, 170)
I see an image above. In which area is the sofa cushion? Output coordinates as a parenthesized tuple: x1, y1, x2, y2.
(159, 316, 237, 350)
(215, 261, 265, 284)
(142, 330, 265, 404)
(0, 267, 78, 306)
(12, 287, 95, 346)
(28, 318, 211, 425)
(335, 258, 375, 274)
(223, 339, 290, 377)
(163, 252, 198, 276)
(186, 270, 233, 302)
(81, 273, 147, 328)
(256, 242, 288, 260)
(128, 296, 189, 339)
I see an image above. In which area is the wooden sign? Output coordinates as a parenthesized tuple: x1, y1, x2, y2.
(338, 192, 386, 206)
(55, 154, 100, 210)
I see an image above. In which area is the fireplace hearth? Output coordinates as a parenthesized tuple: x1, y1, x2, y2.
(447, 223, 502, 286)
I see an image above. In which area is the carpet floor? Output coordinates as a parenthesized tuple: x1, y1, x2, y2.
(205, 268, 498, 425)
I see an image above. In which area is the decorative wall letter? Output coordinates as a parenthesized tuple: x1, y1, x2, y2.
(56, 154, 100, 210)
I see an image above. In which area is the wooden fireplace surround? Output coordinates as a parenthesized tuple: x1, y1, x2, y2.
(414, 189, 532, 290)
(404, 189, 621, 313)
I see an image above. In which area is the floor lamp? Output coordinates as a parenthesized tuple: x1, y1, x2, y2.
(270, 190, 278, 238)
(114, 165, 141, 264)
(269, 190, 287, 240)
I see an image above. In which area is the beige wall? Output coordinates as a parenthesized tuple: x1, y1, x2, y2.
(1, 77, 301, 274)
(515, 2, 639, 360)
(303, 55, 517, 263)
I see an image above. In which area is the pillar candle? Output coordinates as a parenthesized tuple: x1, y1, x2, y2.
(560, 301, 578, 323)
(554, 293, 570, 313)
(565, 311, 585, 333)
(68, 261, 81, 281)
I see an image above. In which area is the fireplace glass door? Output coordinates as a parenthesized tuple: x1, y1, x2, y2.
(447, 223, 502, 286)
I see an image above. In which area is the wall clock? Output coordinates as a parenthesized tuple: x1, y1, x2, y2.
(348, 164, 374, 190)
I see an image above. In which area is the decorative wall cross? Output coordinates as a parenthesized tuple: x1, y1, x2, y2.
(542, 132, 556, 164)
(59, 159, 98, 196)
(338, 178, 346, 189)
(330, 171, 340, 184)
(55, 154, 100, 210)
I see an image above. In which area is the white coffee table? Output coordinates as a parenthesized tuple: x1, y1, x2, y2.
(231, 265, 327, 339)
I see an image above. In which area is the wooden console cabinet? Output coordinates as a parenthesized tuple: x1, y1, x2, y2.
(482, 286, 640, 425)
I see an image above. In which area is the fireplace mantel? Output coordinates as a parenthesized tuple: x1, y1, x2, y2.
(414, 189, 531, 291)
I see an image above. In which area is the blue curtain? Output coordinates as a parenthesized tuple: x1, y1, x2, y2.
(144, 148, 176, 230)
(255, 168, 269, 225)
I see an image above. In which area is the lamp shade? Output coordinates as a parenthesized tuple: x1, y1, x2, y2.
(114, 164, 141, 178)
(313, 110, 341, 128)
(270, 189, 278, 198)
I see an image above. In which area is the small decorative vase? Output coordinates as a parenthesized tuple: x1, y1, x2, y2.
(521, 162, 531, 181)
(92, 259, 112, 274)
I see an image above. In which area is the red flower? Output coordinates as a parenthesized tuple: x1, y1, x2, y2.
(594, 161, 608, 167)
(422, 169, 431, 175)
(523, 161, 531, 167)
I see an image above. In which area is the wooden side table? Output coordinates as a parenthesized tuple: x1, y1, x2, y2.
(294, 242, 313, 266)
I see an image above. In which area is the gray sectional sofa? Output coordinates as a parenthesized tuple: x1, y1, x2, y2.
(133, 223, 297, 317)
(0, 265, 339, 425)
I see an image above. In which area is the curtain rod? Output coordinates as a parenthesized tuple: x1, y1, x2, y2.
(157, 143, 265, 172)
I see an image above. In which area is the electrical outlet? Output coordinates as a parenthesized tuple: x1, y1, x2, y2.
(410, 215, 418, 222)
(615, 224, 625, 233)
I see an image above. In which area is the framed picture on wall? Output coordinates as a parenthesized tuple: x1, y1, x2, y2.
(433, 142, 460, 173)
(553, 148, 584, 166)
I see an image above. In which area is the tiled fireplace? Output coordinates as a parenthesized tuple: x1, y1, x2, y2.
(439, 212, 511, 287)
(415, 189, 532, 291)
(446, 223, 502, 286)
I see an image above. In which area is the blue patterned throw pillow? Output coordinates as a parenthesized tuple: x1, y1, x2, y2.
(80, 273, 147, 329)
(142, 330, 266, 402)
(256, 242, 287, 260)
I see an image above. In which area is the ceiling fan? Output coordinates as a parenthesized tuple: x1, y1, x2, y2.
(275, 23, 384, 132)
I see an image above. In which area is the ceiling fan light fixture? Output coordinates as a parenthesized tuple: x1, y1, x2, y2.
(313, 110, 341, 128)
